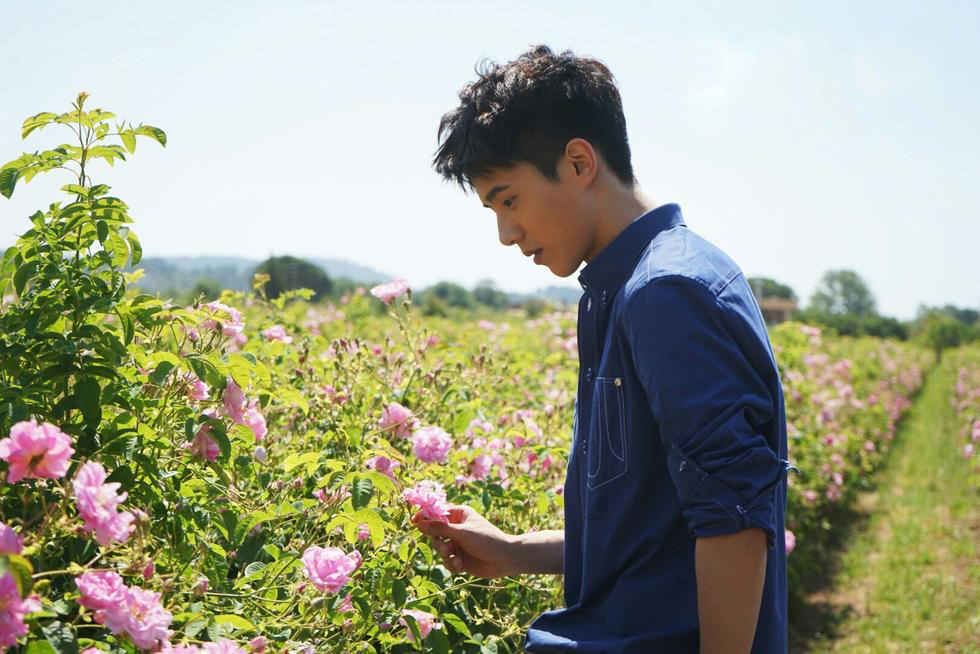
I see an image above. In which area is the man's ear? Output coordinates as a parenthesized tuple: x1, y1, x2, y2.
(564, 138, 598, 184)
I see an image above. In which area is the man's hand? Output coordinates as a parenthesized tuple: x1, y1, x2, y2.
(412, 505, 564, 578)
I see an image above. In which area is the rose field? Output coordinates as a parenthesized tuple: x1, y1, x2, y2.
(0, 97, 976, 654)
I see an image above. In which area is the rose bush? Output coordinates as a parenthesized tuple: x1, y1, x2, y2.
(0, 95, 931, 653)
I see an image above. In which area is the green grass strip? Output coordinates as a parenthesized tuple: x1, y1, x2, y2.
(806, 354, 980, 652)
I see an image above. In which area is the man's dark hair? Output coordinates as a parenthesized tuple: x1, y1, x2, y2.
(433, 45, 635, 191)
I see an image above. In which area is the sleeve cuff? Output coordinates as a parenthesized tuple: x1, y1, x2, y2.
(667, 443, 787, 548)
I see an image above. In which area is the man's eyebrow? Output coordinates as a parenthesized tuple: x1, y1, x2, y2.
(481, 184, 510, 208)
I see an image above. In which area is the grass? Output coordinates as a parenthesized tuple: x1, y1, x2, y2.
(798, 355, 980, 652)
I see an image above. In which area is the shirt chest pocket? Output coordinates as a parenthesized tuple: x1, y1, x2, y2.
(586, 376, 629, 490)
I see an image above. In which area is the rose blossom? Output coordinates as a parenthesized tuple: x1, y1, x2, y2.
(76, 571, 172, 649)
(400, 608, 443, 644)
(0, 522, 23, 556)
(378, 403, 417, 439)
(0, 419, 75, 483)
(410, 426, 453, 464)
(184, 374, 209, 402)
(72, 462, 136, 546)
(0, 572, 41, 648)
(785, 529, 796, 555)
(242, 402, 267, 442)
(223, 378, 248, 424)
(365, 455, 400, 481)
(369, 278, 409, 304)
(301, 546, 362, 594)
(402, 480, 450, 523)
(262, 325, 292, 344)
(202, 639, 248, 654)
(186, 423, 220, 463)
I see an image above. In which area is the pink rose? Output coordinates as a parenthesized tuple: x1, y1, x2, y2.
(379, 403, 417, 439)
(402, 480, 450, 523)
(262, 324, 292, 344)
(365, 455, 400, 481)
(0, 573, 40, 647)
(301, 546, 362, 594)
(0, 419, 75, 483)
(369, 279, 409, 304)
(0, 522, 23, 556)
(185, 374, 210, 402)
(400, 608, 443, 644)
(72, 462, 136, 546)
(223, 378, 248, 424)
(411, 426, 453, 464)
(785, 529, 796, 555)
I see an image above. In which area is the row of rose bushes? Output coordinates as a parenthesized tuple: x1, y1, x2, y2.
(949, 346, 980, 476)
(0, 276, 932, 654)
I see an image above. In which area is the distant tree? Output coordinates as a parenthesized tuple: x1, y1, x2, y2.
(747, 276, 797, 301)
(426, 281, 474, 309)
(808, 269, 876, 316)
(916, 303, 979, 326)
(473, 279, 510, 309)
(188, 278, 222, 302)
(253, 256, 332, 302)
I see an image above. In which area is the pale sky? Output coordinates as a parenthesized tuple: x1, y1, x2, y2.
(2, 0, 978, 319)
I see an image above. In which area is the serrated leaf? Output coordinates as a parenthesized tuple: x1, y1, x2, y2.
(351, 476, 373, 510)
(40, 619, 78, 654)
(184, 618, 207, 638)
(441, 613, 471, 637)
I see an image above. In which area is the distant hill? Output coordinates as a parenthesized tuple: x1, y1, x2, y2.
(130, 256, 391, 294)
(128, 255, 580, 306)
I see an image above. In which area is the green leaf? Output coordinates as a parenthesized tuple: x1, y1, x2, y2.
(282, 452, 319, 473)
(0, 166, 20, 199)
(13, 260, 36, 296)
(74, 378, 101, 429)
(60, 184, 89, 197)
(351, 476, 374, 510)
(0, 555, 34, 596)
(40, 619, 78, 654)
(212, 614, 256, 633)
(442, 612, 472, 638)
(135, 125, 167, 147)
(149, 361, 175, 386)
(105, 231, 129, 267)
(184, 617, 207, 638)
(21, 112, 57, 139)
(126, 231, 142, 265)
(120, 130, 136, 154)
(25, 640, 57, 654)
(96, 220, 108, 244)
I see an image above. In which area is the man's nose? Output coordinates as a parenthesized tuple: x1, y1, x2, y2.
(497, 213, 523, 247)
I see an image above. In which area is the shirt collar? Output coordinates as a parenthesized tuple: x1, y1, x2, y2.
(577, 203, 686, 292)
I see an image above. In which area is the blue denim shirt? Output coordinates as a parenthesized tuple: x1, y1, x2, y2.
(525, 204, 789, 653)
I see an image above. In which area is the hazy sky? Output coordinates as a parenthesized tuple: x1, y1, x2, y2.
(2, 1, 978, 319)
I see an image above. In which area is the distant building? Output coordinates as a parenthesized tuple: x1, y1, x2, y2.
(758, 297, 798, 324)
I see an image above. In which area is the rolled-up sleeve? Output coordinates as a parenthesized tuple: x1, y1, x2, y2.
(624, 275, 785, 547)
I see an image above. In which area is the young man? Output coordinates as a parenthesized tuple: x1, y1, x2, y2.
(414, 45, 790, 653)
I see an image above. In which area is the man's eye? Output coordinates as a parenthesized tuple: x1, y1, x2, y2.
(503, 197, 516, 208)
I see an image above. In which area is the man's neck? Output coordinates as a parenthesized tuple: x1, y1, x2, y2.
(585, 183, 654, 263)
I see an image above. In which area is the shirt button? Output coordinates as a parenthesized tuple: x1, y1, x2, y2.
(586, 296, 592, 312)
